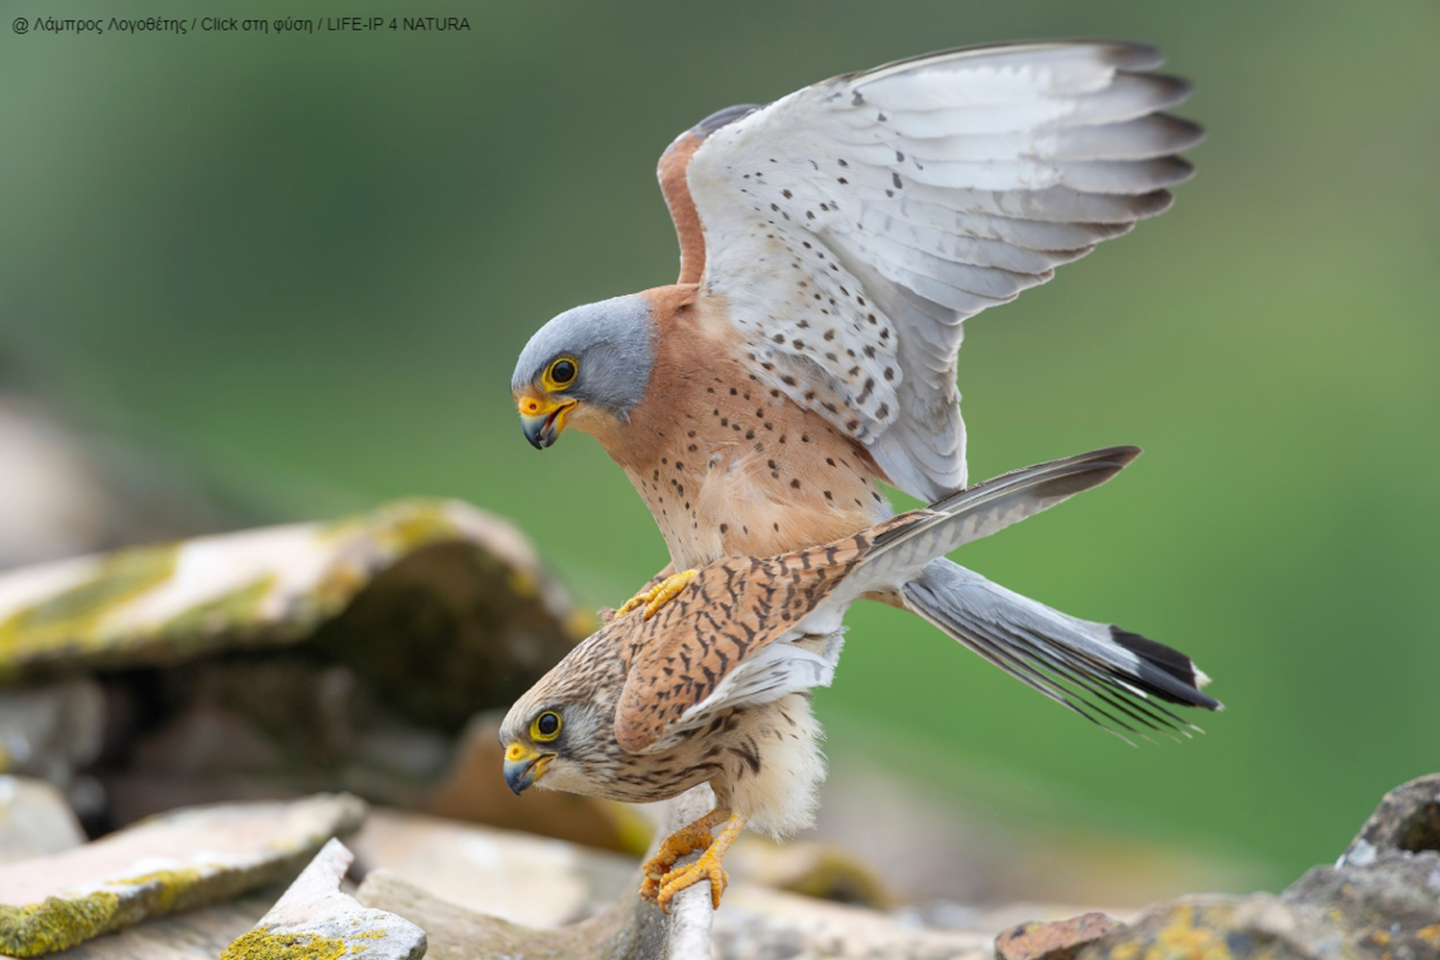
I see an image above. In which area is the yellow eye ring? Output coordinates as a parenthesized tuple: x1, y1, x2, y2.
(542, 358, 577, 391)
(531, 711, 562, 742)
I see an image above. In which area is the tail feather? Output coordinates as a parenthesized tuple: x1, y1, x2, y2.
(849, 445, 1141, 596)
(904, 559, 1220, 743)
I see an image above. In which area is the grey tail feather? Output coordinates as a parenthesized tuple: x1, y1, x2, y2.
(903, 559, 1221, 744)
(854, 446, 1143, 593)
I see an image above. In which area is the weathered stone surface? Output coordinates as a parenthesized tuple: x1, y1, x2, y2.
(0, 794, 365, 956)
(1078, 896, 1327, 960)
(1080, 771, 1440, 960)
(220, 839, 425, 960)
(354, 787, 999, 960)
(715, 886, 991, 960)
(358, 871, 653, 960)
(0, 499, 588, 836)
(26, 890, 275, 959)
(360, 868, 998, 960)
(348, 808, 638, 928)
(356, 786, 717, 959)
(0, 777, 85, 864)
(1342, 772, 1440, 865)
(0, 498, 582, 703)
(994, 912, 1123, 960)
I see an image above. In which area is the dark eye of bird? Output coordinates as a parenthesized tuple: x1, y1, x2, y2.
(537, 712, 560, 736)
(550, 359, 576, 384)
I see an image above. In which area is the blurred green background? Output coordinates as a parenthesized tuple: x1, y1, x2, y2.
(2, 0, 1436, 892)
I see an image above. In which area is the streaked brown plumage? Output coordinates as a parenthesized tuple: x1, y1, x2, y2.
(501, 447, 1166, 909)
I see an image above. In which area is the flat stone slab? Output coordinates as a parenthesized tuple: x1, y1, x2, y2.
(20, 890, 275, 960)
(220, 839, 424, 960)
(349, 808, 638, 929)
(0, 794, 365, 956)
(0, 498, 581, 695)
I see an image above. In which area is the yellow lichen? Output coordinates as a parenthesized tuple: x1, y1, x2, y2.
(505, 567, 539, 600)
(1418, 925, 1440, 947)
(1144, 905, 1236, 960)
(0, 545, 178, 666)
(0, 892, 123, 957)
(1107, 940, 1142, 960)
(111, 867, 205, 912)
(366, 500, 462, 556)
(346, 929, 390, 954)
(160, 576, 277, 639)
(220, 927, 349, 960)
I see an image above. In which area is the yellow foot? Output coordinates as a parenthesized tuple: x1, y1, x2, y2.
(616, 569, 699, 620)
(648, 811, 746, 913)
(638, 807, 728, 905)
(657, 848, 729, 912)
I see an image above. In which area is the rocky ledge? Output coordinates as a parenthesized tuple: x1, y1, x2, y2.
(0, 774, 1433, 958)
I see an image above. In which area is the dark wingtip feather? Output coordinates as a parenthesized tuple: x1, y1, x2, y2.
(1110, 626, 1222, 710)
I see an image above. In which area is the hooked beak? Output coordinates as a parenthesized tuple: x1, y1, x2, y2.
(518, 395, 578, 450)
(503, 742, 554, 795)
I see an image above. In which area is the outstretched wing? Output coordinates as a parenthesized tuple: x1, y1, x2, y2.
(659, 41, 1199, 499)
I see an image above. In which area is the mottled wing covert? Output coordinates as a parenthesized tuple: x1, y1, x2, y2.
(612, 546, 863, 753)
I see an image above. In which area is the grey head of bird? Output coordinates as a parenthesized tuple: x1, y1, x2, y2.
(497, 637, 625, 796)
(511, 293, 656, 450)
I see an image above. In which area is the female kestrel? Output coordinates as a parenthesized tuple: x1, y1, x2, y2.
(502, 446, 1188, 910)
(511, 42, 1217, 734)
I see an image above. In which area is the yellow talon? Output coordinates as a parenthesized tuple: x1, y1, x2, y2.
(657, 850, 729, 911)
(654, 812, 745, 912)
(638, 819, 715, 905)
(617, 569, 699, 620)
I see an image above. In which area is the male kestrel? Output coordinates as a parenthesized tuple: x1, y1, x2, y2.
(510, 45, 1216, 743)
(502, 446, 1177, 910)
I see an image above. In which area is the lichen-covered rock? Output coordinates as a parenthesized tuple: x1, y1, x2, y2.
(353, 787, 1001, 960)
(995, 912, 1123, 960)
(0, 498, 582, 696)
(1342, 772, 1440, 865)
(0, 776, 86, 864)
(0, 793, 365, 956)
(356, 786, 719, 960)
(0, 499, 589, 835)
(220, 839, 425, 960)
(1079, 772, 1440, 960)
(23, 889, 275, 959)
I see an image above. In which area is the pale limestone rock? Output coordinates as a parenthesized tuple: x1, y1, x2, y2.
(220, 839, 424, 960)
(0, 794, 364, 956)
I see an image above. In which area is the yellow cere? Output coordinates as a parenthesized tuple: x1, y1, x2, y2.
(505, 743, 529, 762)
